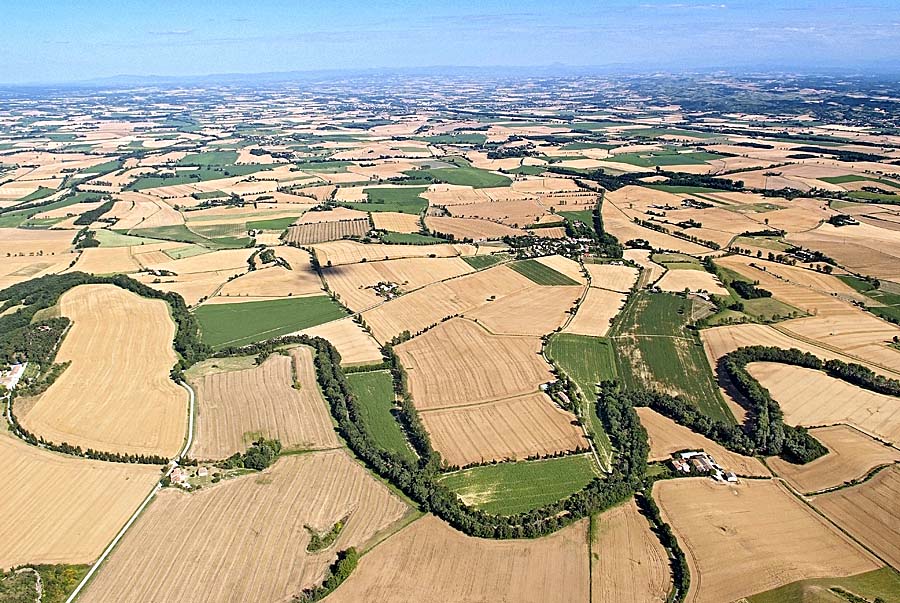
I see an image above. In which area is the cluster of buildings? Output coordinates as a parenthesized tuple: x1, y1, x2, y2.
(670, 450, 738, 483)
(0, 363, 26, 391)
(169, 465, 209, 489)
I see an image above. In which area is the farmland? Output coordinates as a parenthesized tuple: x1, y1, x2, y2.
(194, 295, 347, 348)
(19, 284, 188, 458)
(347, 370, 416, 463)
(283, 217, 370, 245)
(508, 258, 581, 285)
(655, 478, 879, 603)
(78, 451, 409, 602)
(188, 348, 339, 459)
(345, 187, 428, 214)
(437, 454, 597, 515)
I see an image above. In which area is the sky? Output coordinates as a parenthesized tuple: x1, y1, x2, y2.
(2, 0, 900, 84)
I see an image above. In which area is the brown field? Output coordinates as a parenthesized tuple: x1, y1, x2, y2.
(420, 392, 586, 466)
(325, 514, 589, 603)
(80, 450, 409, 603)
(624, 249, 666, 284)
(637, 407, 769, 477)
(0, 432, 160, 569)
(656, 269, 728, 295)
(370, 211, 422, 233)
(395, 318, 552, 410)
(585, 263, 639, 292)
(283, 218, 370, 245)
(531, 225, 568, 238)
(602, 196, 709, 255)
(564, 287, 628, 337)
(322, 256, 474, 312)
(448, 198, 549, 226)
(0, 256, 73, 289)
(310, 240, 475, 267)
(0, 227, 74, 257)
(593, 499, 670, 603)
(296, 317, 383, 365)
(297, 207, 369, 223)
(361, 264, 535, 342)
(511, 177, 582, 193)
(467, 284, 582, 336)
(134, 267, 246, 306)
(142, 247, 254, 274)
(768, 425, 900, 493)
(426, 216, 524, 240)
(789, 222, 900, 281)
(747, 362, 900, 443)
(655, 478, 879, 603)
(214, 263, 323, 300)
(68, 246, 142, 274)
(811, 466, 900, 569)
(779, 314, 900, 374)
(20, 285, 187, 457)
(535, 254, 587, 284)
(189, 349, 339, 459)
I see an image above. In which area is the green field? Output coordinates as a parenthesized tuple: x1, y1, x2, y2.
(0, 191, 103, 228)
(347, 370, 416, 463)
(838, 275, 900, 323)
(846, 190, 900, 203)
(508, 259, 580, 286)
(604, 150, 726, 168)
(747, 567, 900, 603)
(380, 231, 446, 244)
(163, 244, 211, 260)
(177, 151, 239, 166)
(546, 333, 617, 466)
(408, 167, 512, 189)
(438, 455, 598, 515)
(416, 133, 487, 145)
(463, 253, 511, 270)
(128, 165, 269, 190)
(344, 187, 428, 214)
(126, 224, 252, 249)
(651, 252, 703, 271)
(294, 160, 351, 173)
(611, 291, 735, 424)
(195, 296, 348, 349)
(246, 216, 300, 231)
(820, 174, 900, 189)
(508, 165, 547, 176)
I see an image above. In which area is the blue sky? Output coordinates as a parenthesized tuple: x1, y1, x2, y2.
(2, 0, 899, 83)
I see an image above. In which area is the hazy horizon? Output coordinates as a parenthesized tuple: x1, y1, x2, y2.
(3, 0, 900, 85)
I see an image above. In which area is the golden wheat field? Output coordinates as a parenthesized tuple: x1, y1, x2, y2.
(19, 285, 188, 457)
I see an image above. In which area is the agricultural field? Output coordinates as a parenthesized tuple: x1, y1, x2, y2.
(188, 348, 339, 459)
(655, 479, 880, 603)
(347, 370, 416, 463)
(325, 515, 589, 603)
(19, 284, 188, 458)
(78, 451, 410, 603)
(194, 295, 347, 348)
(283, 217, 371, 245)
(437, 454, 597, 515)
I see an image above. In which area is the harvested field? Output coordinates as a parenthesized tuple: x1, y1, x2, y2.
(467, 284, 582, 336)
(638, 407, 770, 476)
(811, 466, 900, 570)
(297, 207, 368, 223)
(283, 218, 370, 245)
(656, 269, 727, 295)
(655, 478, 879, 603)
(747, 362, 900, 443)
(585, 263, 639, 292)
(371, 211, 422, 233)
(361, 264, 535, 342)
(624, 249, 666, 284)
(395, 318, 551, 410)
(325, 514, 589, 603)
(593, 499, 670, 603)
(535, 254, 587, 285)
(310, 240, 475, 267)
(779, 313, 900, 374)
(189, 349, 339, 459)
(768, 425, 900, 493)
(68, 246, 141, 274)
(215, 264, 323, 300)
(141, 247, 254, 274)
(448, 198, 549, 226)
(133, 267, 245, 306)
(602, 198, 710, 254)
(0, 227, 74, 257)
(296, 317, 383, 365)
(564, 287, 627, 337)
(425, 216, 523, 240)
(0, 433, 160, 569)
(420, 392, 586, 466)
(20, 285, 187, 457)
(322, 256, 474, 312)
(79, 450, 409, 603)
(789, 222, 900, 281)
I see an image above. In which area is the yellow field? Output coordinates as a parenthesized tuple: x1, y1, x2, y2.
(564, 287, 627, 337)
(593, 499, 670, 603)
(425, 216, 524, 240)
(396, 318, 552, 410)
(0, 432, 160, 569)
(468, 284, 582, 336)
(214, 264, 323, 300)
(20, 284, 187, 457)
(326, 515, 589, 603)
(311, 240, 475, 267)
(189, 348, 339, 459)
(656, 269, 728, 295)
(585, 263, 639, 292)
(370, 211, 422, 233)
(80, 450, 409, 603)
(768, 425, 900, 493)
(655, 478, 879, 603)
(296, 317, 383, 365)
(812, 466, 900, 569)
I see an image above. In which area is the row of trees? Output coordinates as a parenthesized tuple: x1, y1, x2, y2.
(73, 200, 114, 225)
(219, 438, 283, 471)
